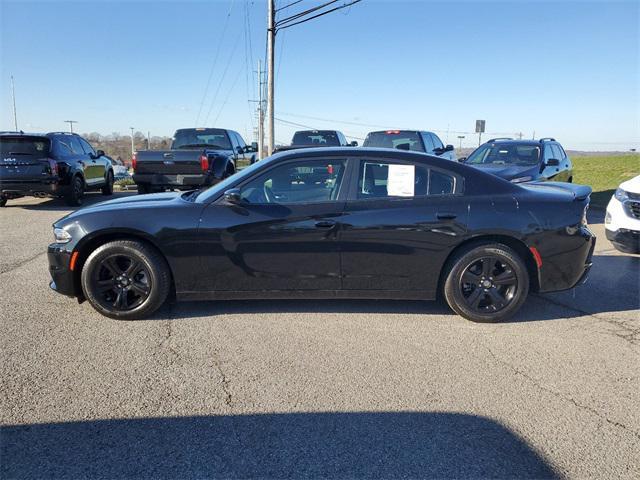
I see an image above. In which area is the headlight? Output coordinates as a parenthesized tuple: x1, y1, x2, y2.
(53, 227, 72, 244)
(614, 188, 628, 202)
(511, 176, 533, 184)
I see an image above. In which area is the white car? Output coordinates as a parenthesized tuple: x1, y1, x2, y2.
(605, 174, 640, 253)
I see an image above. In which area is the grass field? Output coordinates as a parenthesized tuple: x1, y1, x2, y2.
(572, 153, 639, 207)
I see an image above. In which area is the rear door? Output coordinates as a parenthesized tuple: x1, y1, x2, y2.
(0, 136, 52, 181)
(64, 135, 94, 185)
(339, 157, 468, 297)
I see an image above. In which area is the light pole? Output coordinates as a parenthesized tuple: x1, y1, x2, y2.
(64, 120, 78, 133)
(457, 135, 465, 150)
(130, 127, 135, 156)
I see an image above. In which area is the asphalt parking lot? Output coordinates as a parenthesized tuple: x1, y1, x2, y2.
(1, 192, 638, 479)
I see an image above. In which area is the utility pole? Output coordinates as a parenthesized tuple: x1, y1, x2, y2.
(10, 75, 18, 131)
(130, 127, 135, 156)
(258, 59, 265, 160)
(267, 0, 275, 155)
(147, 131, 151, 150)
(64, 120, 78, 133)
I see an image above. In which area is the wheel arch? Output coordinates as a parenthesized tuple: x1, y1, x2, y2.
(72, 229, 176, 302)
(437, 234, 540, 298)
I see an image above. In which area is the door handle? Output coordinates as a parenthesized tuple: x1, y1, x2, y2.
(437, 212, 457, 220)
(315, 220, 337, 228)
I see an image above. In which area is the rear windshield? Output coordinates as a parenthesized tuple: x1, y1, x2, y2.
(291, 131, 340, 146)
(172, 129, 232, 150)
(363, 131, 424, 152)
(466, 144, 541, 166)
(0, 137, 50, 157)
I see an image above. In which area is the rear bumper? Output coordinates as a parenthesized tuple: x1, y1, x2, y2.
(0, 178, 61, 198)
(47, 244, 77, 297)
(133, 173, 211, 189)
(606, 228, 640, 254)
(537, 226, 596, 292)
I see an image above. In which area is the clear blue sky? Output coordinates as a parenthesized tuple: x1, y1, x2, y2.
(1, 0, 638, 150)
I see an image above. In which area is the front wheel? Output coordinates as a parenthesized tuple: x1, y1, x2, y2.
(101, 171, 114, 195)
(443, 243, 529, 322)
(0, 197, 7, 207)
(81, 240, 171, 320)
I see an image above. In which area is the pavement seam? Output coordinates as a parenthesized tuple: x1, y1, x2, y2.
(483, 344, 640, 441)
(0, 251, 47, 275)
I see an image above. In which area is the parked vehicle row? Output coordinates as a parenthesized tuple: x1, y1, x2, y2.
(606, 174, 640, 253)
(48, 147, 595, 323)
(0, 131, 114, 207)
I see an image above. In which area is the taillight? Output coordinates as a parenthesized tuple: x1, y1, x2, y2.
(200, 154, 209, 172)
(132, 153, 137, 171)
(48, 159, 58, 176)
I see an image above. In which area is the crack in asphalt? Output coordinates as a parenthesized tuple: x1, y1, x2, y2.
(211, 339, 233, 407)
(484, 344, 640, 441)
(534, 294, 640, 346)
(0, 252, 47, 275)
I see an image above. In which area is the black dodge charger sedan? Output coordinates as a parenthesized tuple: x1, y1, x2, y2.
(48, 147, 595, 323)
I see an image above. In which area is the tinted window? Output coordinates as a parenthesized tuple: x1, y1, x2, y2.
(234, 132, 246, 148)
(356, 161, 455, 198)
(172, 128, 232, 150)
(363, 131, 424, 152)
(431, 133, 444, 150)
(239, 159, 346, 204)
(543, 145, 555, 162)
(422, 133, 435, 152)
(466, 144, 541, 166)
(78, 137, 95, 156)
(52, 138, 73, 158)
(291, 131, 341, 146)
(0, 137, 50, 157)
(551, 144, 564, 160)
(68, 136, 85, 155)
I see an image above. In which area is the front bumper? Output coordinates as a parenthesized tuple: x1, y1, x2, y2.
(0, 179, 60, 198)
(47, 244, 77, 297)
(606, 228, 640, 254)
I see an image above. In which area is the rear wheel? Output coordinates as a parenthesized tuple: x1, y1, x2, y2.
(0, 197, 7, 207)
(81, 240, 171, 320)
(65, 176, 84, 206)
(137, 184, 149, 195)
(443, 243, 529, 322)
(101, 171, 114, 195)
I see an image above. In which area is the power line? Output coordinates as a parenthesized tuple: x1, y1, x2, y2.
(276, 0, 341, 28)
(276, 0, 304, 12)
(277, 0, 362, 30)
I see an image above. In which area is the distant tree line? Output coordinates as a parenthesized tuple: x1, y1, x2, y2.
(82, 131, 172, 166)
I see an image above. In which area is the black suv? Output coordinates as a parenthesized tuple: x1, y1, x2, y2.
(461, 138, 573, 183)
(363, 130, 456, 161)
(0, 132, 114, 207)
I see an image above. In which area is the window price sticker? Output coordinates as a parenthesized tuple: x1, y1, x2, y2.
(387, 164, 415, 197)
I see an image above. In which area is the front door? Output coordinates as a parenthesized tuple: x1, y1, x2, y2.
(339, 158, 468, 297)
(197, 157, 350, 292)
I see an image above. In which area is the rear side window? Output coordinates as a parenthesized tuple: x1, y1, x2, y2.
(363, 131, 424, 152)
(0, 137, 50, 157)
(357, 161, 456, 199)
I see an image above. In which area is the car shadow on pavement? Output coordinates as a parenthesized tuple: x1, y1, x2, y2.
(4, 191, 135, 212)
(1, 411, 558, 479)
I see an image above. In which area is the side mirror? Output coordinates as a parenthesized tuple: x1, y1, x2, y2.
(349, 141, 358, 147)
(457, 157, 467, 163)
(223, 188, 242, 204)
(96, 149, 105, 157)
(546, 158, 560, 166)
(445, 144, 454, 152)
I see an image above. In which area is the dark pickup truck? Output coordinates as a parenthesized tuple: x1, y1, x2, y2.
(274, 130, 357, 153)
(133, 128, 256, 194)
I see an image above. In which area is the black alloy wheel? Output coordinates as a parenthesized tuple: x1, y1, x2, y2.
(65, 176, 84, 206)
(444, 243, 529, 322)
(81, 240, 171, 320)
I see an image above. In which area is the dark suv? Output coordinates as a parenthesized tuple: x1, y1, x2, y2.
(0, 131, 114, 207)
(461, 138, 573, 183)
(363, 130, 456, 161)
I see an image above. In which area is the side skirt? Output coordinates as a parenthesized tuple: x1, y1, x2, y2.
(178, 289, 435, 302)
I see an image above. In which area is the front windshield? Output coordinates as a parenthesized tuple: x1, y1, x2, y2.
(172, 128, 232, 150)
(194, 158, 267, 203)
(466, 144, 541, 166)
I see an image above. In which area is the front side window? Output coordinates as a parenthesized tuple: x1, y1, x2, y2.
(357, 161, 455, 199)
(239, 159, 347, 204)
(68, 137, 85, 155)
(543, 145, 555, 162)
(551, 144, 564, 160)
(78, 138, 95, 156)
(431, 133, 444, 150)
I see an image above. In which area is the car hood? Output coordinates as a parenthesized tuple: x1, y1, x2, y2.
(467, 164, 537, 180)
(58, 191, 185, 223)
(620, 174, 640, 194)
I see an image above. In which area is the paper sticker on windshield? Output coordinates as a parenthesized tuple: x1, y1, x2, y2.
(387, 164, 415, 197)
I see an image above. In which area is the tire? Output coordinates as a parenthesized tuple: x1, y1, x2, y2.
(223, 165, 235, 179)
(443, 243, 529, 323)
(0, 198, 7, 207)
(101, 171, 114, 195)
(81, 240, 171, 320)
(137, 184, 149, 195)
(65, 176, 84, 206)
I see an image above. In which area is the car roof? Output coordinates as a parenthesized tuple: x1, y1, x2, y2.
(0, 131, 78, 138)
(367, 130, 433, 135)
(485, 139, 558, 146)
